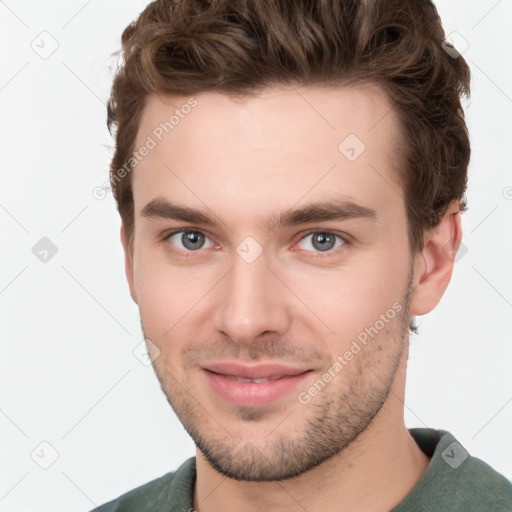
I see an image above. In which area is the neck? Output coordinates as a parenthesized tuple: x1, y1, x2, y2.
(193, 351, 430, 512)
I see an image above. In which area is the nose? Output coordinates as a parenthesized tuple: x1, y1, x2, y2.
(212, 248, 292, 346)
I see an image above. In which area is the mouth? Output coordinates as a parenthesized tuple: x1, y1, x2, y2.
(201, 362, 313, 408)
(223, 375, 284, 383)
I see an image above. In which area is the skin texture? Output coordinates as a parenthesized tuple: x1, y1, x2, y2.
(121, 84, 462, 511)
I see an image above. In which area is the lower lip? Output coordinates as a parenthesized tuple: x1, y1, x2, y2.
(203, 370, 311, 408)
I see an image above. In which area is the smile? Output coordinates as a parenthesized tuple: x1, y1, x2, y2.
(201, 363, 312, 408)
(224, 375, 284, 383)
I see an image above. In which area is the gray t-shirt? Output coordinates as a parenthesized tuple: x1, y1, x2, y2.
(92, 428, 512, 511)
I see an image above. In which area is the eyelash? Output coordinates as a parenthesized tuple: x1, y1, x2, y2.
(162, 229, 349, 259)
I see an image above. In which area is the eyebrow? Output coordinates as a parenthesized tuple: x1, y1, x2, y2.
(140, 197, 377, 231)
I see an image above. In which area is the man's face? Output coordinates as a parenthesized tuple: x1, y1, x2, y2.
(126, 85, 416, 480)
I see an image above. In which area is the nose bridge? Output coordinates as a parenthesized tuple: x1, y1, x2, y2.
(212, 246, 290, 344)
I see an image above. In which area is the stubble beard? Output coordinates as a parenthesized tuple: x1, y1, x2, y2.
(145, 269, 414, 481)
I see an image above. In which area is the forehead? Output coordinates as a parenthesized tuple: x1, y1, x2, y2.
(132, 85, 404, 225)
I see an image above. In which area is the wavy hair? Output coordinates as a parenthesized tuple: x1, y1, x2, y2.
(107, 0, 471, 257)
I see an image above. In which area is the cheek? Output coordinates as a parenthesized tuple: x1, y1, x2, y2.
(133, 252, 218, 341)
(334, 227, 411, 334)
(132, 221, 410, 352)
(284, 253, 408, 347)
(133, 258, 185, 337)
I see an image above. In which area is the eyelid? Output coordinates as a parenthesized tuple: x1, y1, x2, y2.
(292, 229, 349, 258)
(163, 228, 218, 250)
(162, 228, 350, 257)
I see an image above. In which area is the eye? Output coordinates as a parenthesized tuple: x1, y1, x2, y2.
(296, 231, 346, 256)
(166, 229, 216, 253)
(163, 229, 347, 258)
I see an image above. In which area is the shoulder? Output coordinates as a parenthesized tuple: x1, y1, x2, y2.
(399, 429, 512, 511)
(90, 471, 176, 512)
(89, 457, 196, 512)
(449, 448, 512, 509)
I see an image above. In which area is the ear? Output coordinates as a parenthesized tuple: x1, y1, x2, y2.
(120, 223, 138, 304)
(410, 201, 462, 316)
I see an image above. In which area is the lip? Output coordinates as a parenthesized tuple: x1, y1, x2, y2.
(202, 362, 312, 408)
(203, 362, 310, 380)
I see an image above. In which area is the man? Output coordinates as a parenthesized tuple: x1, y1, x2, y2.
(93, 0, 512, 510)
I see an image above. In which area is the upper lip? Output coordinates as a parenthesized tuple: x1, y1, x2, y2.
(202, 362, 311, 380)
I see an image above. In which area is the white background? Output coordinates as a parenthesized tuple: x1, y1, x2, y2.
(1, 1, 511, 510)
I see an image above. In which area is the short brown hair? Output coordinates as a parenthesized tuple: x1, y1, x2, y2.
(107, 0, 471, 256)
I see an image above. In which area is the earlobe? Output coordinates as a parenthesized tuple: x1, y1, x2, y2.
(120, 223, 138, 304)
(410, 202, 462, 316)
